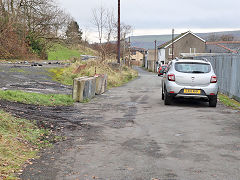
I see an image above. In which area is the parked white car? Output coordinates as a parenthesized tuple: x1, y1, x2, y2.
(162, 58, 218, 107)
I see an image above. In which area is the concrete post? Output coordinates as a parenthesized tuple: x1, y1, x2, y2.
(73, 77, 96, 102)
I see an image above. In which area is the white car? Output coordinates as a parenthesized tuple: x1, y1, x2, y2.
(162, 58, 218, 107)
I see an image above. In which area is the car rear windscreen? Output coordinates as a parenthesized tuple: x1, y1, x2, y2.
(175, 62, 211, 73)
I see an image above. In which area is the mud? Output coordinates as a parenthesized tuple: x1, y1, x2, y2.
(0, 64, 72, 94)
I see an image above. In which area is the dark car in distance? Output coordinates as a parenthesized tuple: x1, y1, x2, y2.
(158, 65, 168, 76)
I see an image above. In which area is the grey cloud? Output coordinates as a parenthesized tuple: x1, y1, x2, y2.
(58, 0, 240, 31)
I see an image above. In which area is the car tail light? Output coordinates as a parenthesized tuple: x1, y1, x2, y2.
(168, 74, 175, 81)
(210, 75, 217, 83)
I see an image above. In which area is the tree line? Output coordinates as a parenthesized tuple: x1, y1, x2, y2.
(0, 1, 132, 60)
(0, 0, 82, 59)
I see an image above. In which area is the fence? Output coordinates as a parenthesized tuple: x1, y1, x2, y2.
(194, 54, 240, 101)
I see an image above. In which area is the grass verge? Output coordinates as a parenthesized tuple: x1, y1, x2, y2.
(0, 90, 74, 106)
(47, 43, 97, 61)
(48, 43, 81, 61)
(0, 110, 52, 179)
(218, 93, 240, 110)
(48, 60, 138, 89)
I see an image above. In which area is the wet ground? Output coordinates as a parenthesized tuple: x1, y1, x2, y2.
(0, 64, 72, 94)
(0, 65, 240, 180)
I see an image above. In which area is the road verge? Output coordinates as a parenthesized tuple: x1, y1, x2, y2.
(0, 110, 54, 179)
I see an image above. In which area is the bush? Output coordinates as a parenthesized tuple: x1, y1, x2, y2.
(0, 22, 32, 59)
(27, 32, 48, 59)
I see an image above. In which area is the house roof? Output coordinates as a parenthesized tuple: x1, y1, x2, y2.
(206, 41, 240, 45)
(180, 53, 226, 58)
(206, 41, 240, 53)
(216, 44, 238, 53)
(158, 31, 206, 49)
(131, 47, 146, 52)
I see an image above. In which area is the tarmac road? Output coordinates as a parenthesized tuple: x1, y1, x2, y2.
(19, 67, 240, 180)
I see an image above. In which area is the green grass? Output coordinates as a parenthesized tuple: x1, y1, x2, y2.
(48, 67, 76, 86)
(48, 61, 138, 89)
(8, 68, 28, 73)
(48, 43, 82, 61)
(0, 110, 52, 179)
(218, 93, 240, 110)
(0, 90, 74, 106)
(47, 43, 98, 61)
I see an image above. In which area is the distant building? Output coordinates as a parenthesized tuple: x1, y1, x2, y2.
(146, 49, 158, 72)
(206, 41, 240, 54)
(158, 31, 206, 64)
(130, 47, 146, 66)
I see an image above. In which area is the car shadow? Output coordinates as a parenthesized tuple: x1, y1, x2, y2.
(170, 98, 209, 108)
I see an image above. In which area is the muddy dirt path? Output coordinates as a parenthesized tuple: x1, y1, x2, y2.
(0, 64, 72, 94)
(1, 67, 240, 180)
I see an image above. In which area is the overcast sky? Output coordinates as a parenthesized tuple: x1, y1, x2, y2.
(57, 0, 240, 42)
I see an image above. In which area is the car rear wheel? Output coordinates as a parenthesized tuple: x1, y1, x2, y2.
(164, 89, 172, 105)
(209, 95, 217, 107)
(162, 87, 164, 100)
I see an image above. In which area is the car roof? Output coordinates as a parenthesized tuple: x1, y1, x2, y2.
(173, 59, 210, 64)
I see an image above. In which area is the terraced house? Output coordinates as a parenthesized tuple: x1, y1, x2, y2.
(158, 31, 206, 64)
(130, 47, 146, 66)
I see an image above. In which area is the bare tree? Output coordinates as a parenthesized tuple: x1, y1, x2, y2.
(0, 0, 72, 59)
(92, 6, 107, 44)
(120, 23, 132, 63)
(207, 34, 220, 42)
(82, 26, 90, 50)
(120, 23, 132, 40)
(91, 6, 133, 60)
(207, 34, 235, 42)
(220, 34, 234, 41)
(105, 8, 116, 43)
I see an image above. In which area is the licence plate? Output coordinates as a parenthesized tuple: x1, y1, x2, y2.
(184, 89, 201, 94)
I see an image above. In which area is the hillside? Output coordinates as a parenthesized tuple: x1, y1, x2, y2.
(47, 43, 98, 61)
(131, 30, 240, 50)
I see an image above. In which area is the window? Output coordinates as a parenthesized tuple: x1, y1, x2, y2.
(169, 48, 174, 55)
(131, 51, 136, 55)
(175, 62, 211, 73)
(190, 48, 196, 54)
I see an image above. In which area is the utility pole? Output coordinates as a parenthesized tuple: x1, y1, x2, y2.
(172, 29, 174, 60)
(154, 40, 157, 61)
(117, 0, 121, 64)
(123, 33, 126, 65)
(128, 36, 131, 66)
(154, 40, 157, 72)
